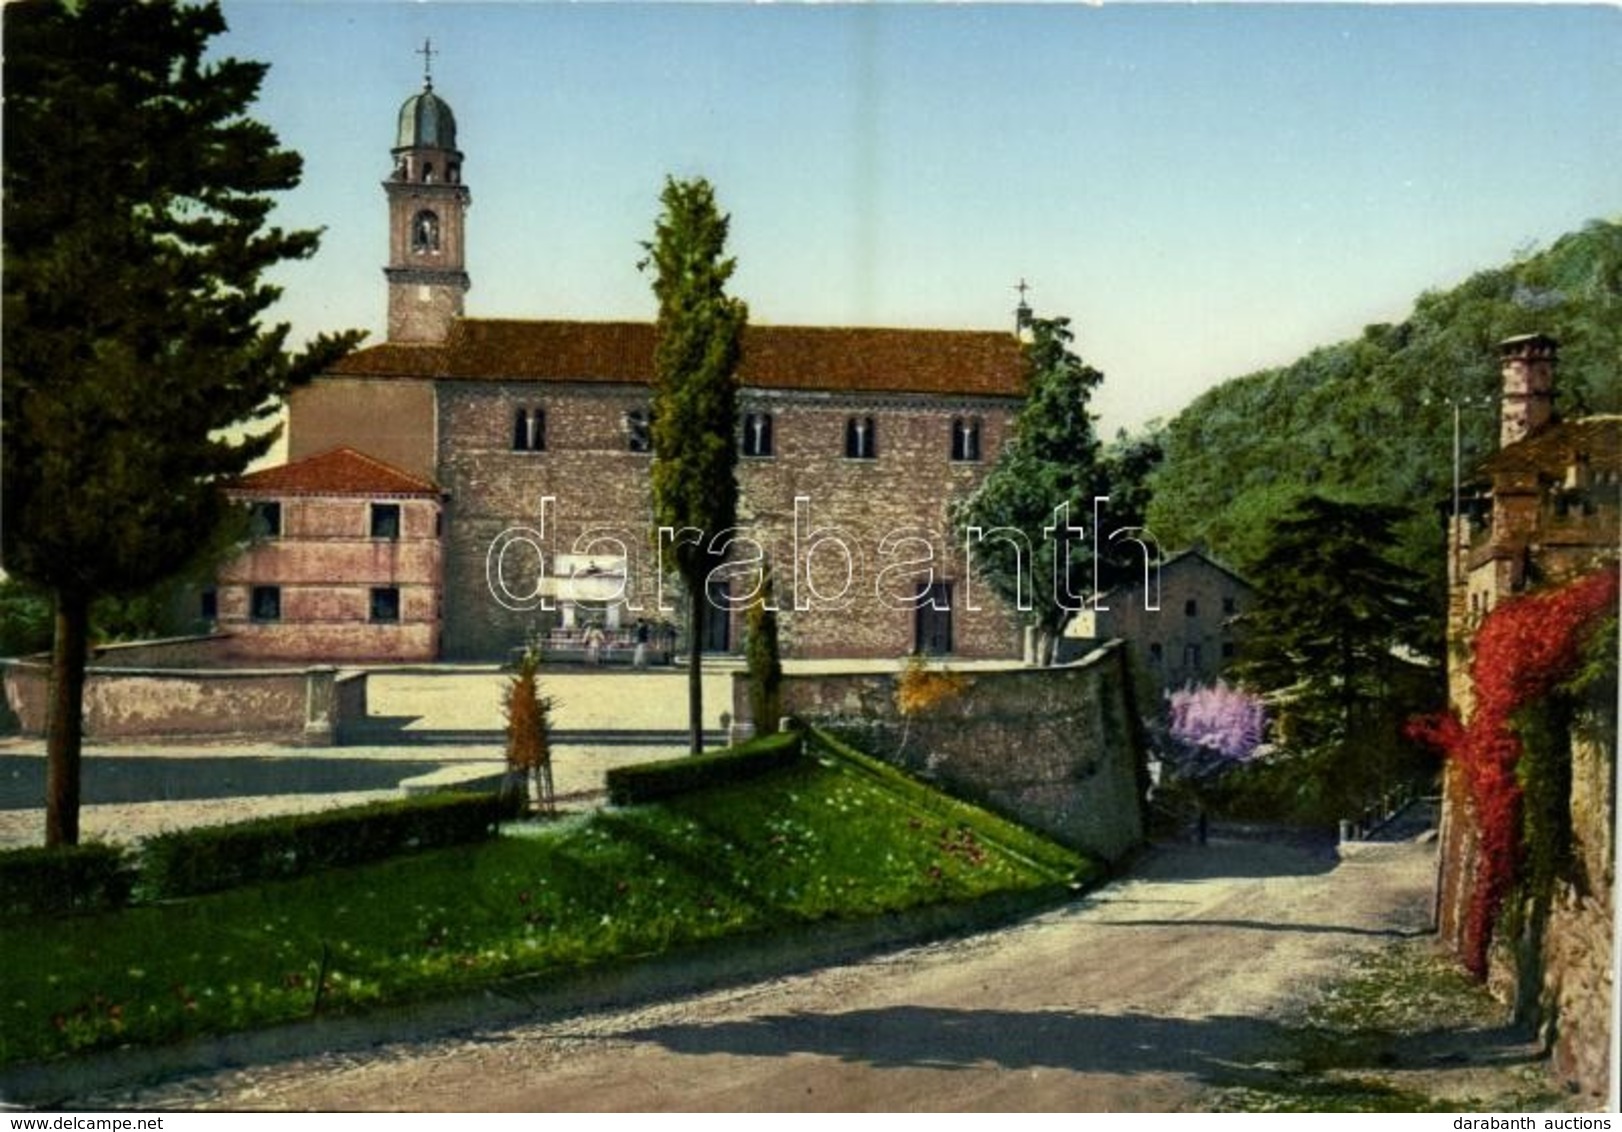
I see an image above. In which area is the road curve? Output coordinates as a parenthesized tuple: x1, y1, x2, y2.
(104, 830, 1436, 1112)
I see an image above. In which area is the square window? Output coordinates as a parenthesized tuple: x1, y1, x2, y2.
(371, 503, 402, 540)
(249, 501, 282, 539)
(250, 586, 281, 623)
(1223, 596, 1237, 615)
(370, 587, 401, 624)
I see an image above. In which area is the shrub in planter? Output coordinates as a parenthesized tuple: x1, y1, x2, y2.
(139, 792, 505, 898)
(0, 842, 134, 919)
(606, 731, 803, 805)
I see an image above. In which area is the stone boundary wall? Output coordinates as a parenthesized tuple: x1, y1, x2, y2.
(1436, 700, 1615, 1102)
(733, 642, 1147, 862)
(1, 661, 371, 747)
(83, 634, 237, 669)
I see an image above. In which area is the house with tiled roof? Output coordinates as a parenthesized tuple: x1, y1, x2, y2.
(1063, 546, 1255, 698)
(216, 448, 445, 661)
(1436, 334, 1619, 1099)
(224, 73, 1029, 663)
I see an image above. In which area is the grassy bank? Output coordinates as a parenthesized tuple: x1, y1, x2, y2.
(3, 735, 1094, 1066)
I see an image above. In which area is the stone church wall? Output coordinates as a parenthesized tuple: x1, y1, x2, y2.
(439, 381, 1025, 661)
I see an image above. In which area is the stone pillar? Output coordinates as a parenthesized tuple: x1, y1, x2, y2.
(303, 666, 338, 746)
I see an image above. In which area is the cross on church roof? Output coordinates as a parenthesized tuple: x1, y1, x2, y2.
(417, 38, 436, 88)
(1015, 278, 1032, 304)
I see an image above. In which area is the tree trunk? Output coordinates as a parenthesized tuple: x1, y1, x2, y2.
(687, 579, 704, 755)
(46, 589, 90, 847)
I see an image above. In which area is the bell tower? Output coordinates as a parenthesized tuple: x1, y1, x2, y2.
(384, 41, 470, 343)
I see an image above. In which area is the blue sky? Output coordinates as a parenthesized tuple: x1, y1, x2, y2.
(221, 2, 1622, 435)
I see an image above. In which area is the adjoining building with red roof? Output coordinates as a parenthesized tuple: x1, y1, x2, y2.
(218, 447, 445, 662)
(217, 73, 1030, 663)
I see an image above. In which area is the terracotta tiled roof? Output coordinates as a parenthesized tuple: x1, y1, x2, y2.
(328, 318, 1027, 398)
(229, 447, 440, 497)
(1476, 416, 1622, 479)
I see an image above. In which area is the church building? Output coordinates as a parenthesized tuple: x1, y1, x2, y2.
(216, 68, 1030, 663)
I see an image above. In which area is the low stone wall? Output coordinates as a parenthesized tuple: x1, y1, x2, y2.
(734, 643, 1147, 863)
(1, 661, 371, 748)
(1437, 700, 1614, 1103)
(85, 634, 236, 669)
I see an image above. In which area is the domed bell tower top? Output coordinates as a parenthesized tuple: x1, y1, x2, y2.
(384, 40, 471, 344)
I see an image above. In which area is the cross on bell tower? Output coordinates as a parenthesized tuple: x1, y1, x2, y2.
(383, 44, 471, 343)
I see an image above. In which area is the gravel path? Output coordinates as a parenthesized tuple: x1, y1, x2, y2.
(86, 832, 1460, 1112)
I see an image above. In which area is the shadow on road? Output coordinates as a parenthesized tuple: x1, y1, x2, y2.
(616, 1003, 1513, 1086)
(0, 755, 441, 809)
(620, 1005, 1277, 1076)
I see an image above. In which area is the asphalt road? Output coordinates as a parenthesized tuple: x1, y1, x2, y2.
(108, 829, 1438, 1112)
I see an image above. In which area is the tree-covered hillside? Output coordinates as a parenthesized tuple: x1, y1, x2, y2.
(1147, 219, 1621, 599)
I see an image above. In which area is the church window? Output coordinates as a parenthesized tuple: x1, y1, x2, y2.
(371, 503, 402, 540)
(844, 416, 876, 460)
(411, 210, 440, 253)
(513, 407, 546, 452)
(370, 587, 401, 624)
(423, 163, 436, 183)
(249, 501, 282, 539)
(1184, 598, 1198, 617)
(626, 408, 652, 453)
(251, 586, 281, 623)
(741, 412, 774, 458)
(951, 417, 981, 462)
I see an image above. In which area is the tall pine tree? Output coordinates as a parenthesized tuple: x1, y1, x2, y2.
(640, 177, 748, 753)
(2, 1, 360, 844)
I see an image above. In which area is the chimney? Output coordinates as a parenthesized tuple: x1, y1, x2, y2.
(1498, 333, 1557, 448)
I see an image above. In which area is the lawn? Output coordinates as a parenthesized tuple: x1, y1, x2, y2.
(2, 735, 1094, 1065)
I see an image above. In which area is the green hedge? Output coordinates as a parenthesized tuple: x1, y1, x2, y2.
(0, 842, 135, 920)
(606, 730, 804, 805)
(138, 792, 506, 898)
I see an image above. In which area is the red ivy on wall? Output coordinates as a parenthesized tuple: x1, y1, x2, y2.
(1408, 565, 1618, 978)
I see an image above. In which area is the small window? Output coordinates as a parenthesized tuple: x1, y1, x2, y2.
(1184, 598, 1198, 617)
(1148, 642, 1163, 665)
(249, 501, 282, 539)
(370, 587, 401, 624)
(411, 209, 440, 252)
(200, 587, 218, 622)
(371, 503, 402, 540)
(1184, 643, 1202, 668)
(951, 417, 981, 462)
(1222, 596, 1237, 615)
(741, 411, 774, 458)
(251, 585, 281, 623)
(844, 416, 876, 460)
(626, 408, 652, 453)
(513, 407, 546, 452)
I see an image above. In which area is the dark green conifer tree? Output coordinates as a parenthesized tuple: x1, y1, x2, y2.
(640, 177, 748, 753)
(2, 0, 360, 844)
